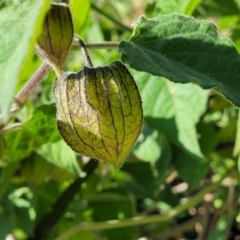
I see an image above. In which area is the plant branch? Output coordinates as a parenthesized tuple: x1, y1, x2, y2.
(71, 42, 119, 51)
(0, 62, 51, 129)
(197, 201, 218, 240)
(4, 62, 51, 125)
(2, 123, 22, 134)
(55, 180, 222, 240)
(91, 3, 132, 32)
(15, 62, 51, 106)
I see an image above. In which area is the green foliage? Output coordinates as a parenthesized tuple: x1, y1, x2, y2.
(119, 14, 240, 107)
(133, 71, 208, 159)
(4, 104, 60, 161)
(37, 140, 83, 177)
(69, 0, 90, 34)
(0, 1, 240, 240)
(0, 0, 50, 122)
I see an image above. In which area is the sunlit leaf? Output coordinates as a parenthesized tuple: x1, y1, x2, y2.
(37, 140, 84, 177)
(0, 0, 50, 122)
(132, 71, 208, 159)
(70, 0, 90, 34)
(3, 104, 60, 161)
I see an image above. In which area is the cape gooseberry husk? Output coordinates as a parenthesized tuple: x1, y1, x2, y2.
(53, 61, 143, 172)
(35, 3, 73, 76)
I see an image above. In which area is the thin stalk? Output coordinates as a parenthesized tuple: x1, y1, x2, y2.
(197, 201, 218, 240)
(74, 35, 93, 67)
(0, 62, 51, 128)
(71, 42, 119, 51)
(55, 180, 222, 240)
(85, 42, 119, 49)
(91, 3, 132, 32)
(15, 62, 51, 105)
(2, 123, 22, 134)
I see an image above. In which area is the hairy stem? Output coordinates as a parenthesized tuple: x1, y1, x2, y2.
(15, 62, 51, 106)
(71, 42, 119, 51)
(0, 62, 51, 129)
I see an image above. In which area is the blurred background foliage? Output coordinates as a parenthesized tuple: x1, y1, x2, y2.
(0, 0, 240, 239)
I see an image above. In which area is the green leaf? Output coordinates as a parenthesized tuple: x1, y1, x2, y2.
(0, 0, 50, 122)
(70, 0, 90, 34)
(0, 192, 14, 240)
(3, 104, 60, 161)
(37, 140, 84, 177)
(209, 216, 227, 240)
(0, 162, 19, 200)
(133, 126, 161, 163)
(197, 123, 218, 155)
(185, 0, 202, 15)
(133, 126, 172, 185)
(133, 71, 208, 159)
(155, 134, 172, 184)
(174, 150, 209, 188)
(119, 14, 240, 107)
(21, 153, 75, 186)
(218, 15, 240, 30)
(195, 0, 239, 17)
(9, 187, 35, 235)
(154, 0, 190, 14)
(0, 134, 6, 158)
(122, 161, 157, 197)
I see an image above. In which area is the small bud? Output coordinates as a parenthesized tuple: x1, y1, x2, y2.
(53, 61, 143, 171)
(35, 4, 73, 76)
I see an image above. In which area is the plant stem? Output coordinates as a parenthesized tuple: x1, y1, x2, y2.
(55, 180, 222, 240)
(8, 62, 51, 122)
(71, 42, 119, 51)
(0, 62, 51, 129)
(15, 62, 50, 105)
(91, 3, 132, 32)
(2, 123, 22, 134)
(74, 35, 93, 67)
(86, 42, 119, 49)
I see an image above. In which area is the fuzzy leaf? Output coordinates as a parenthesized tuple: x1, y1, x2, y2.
(119, 14, 240, 107)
